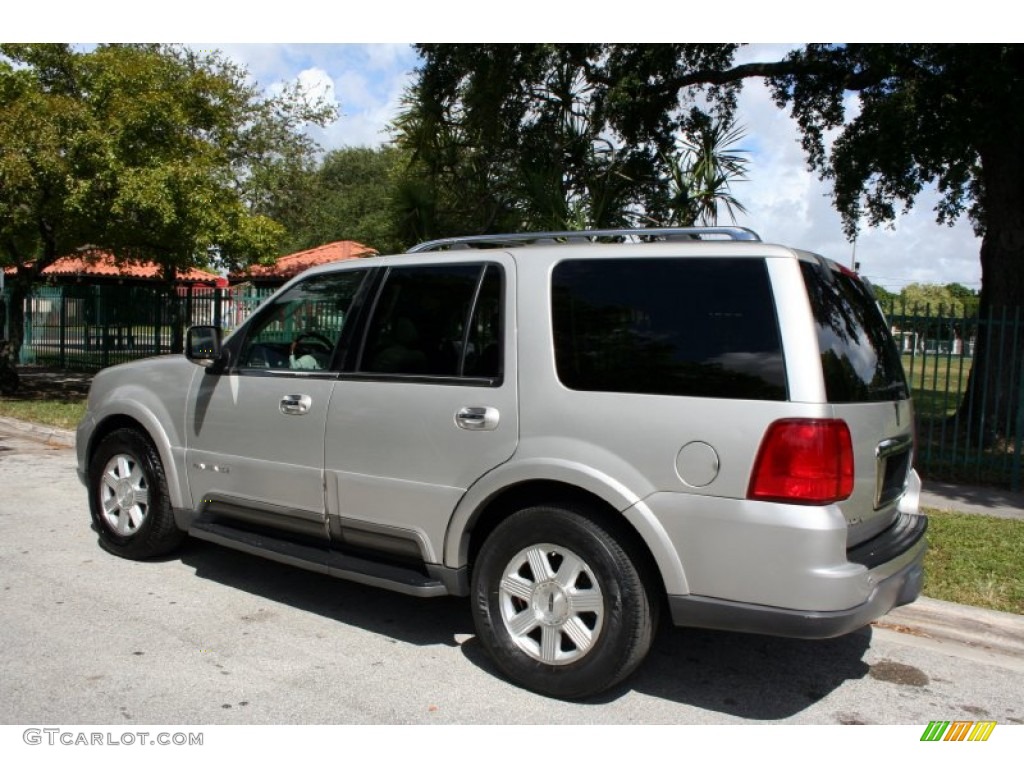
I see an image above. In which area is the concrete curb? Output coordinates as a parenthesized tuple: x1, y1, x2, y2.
(874, 596, 1024, 660)
(0, 415, 76, 448)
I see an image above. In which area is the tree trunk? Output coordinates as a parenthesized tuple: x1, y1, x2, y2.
(0, 278, 29, 393)
(957, 142, 1024, 444)
(161, 265, 184, 355)
(4, 278, 30, 362)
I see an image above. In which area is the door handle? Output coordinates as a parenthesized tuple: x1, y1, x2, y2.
(280, 394, 312, 415)
(456, 406, 500, 431)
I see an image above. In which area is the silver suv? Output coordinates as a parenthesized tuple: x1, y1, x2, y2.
(77, 227, 926, 699)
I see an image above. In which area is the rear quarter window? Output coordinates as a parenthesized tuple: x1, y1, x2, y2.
(551, 257, 787, 400)
(799, 260, 908, 403)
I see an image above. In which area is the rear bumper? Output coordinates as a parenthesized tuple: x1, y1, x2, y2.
(669, 545, 924, 638)
(668, 512, 927, 639)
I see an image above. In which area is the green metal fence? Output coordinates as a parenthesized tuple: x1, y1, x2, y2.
(3, 283, 1022, 489)
(886, 304, 1022, 491)
(3, 283, 274, 371)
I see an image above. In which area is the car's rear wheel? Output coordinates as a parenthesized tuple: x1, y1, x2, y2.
(472, 505, 656, 699)
(88, 428, 185, 559)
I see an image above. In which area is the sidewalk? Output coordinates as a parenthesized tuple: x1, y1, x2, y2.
(920, 480, 1024, 520)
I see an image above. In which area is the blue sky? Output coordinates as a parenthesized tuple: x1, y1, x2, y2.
(11, 5, 1000, 291)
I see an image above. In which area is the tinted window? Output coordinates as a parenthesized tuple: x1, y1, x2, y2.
(800, 261, 908, 402)
(360, 264, 503, 380)
(463, 265, 503, 378)
(552, 258, 786, 400)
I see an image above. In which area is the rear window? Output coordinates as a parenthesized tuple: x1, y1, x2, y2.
(551, 258, 787, 400)
(800, 260, 908, 402)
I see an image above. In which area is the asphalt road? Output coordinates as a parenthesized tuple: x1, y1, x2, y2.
(1, 426, 1022, 726)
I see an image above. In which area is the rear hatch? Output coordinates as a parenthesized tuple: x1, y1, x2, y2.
(799, 258, 914, 547)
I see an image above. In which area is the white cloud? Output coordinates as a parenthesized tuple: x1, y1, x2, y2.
(210, 44, 417, 150)
(296, 67, 335, 104)
(726, 46, 982, 290)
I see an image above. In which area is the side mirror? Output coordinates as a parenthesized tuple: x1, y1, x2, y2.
(185, 326, 224, 369)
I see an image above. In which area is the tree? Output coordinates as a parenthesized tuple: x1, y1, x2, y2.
(394, 44, 747, 238)
(402, 43, 1023, 439)
(945, 282, 981, 318)
(0, 43, 335, 379)
(262, 146, 408, 255)
(659, 110, 749, 226)
(871, 284, 899, 307)
(900, 283, 968, 316)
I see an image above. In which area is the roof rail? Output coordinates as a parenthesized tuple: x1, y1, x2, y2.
(406, 227, 761, 253)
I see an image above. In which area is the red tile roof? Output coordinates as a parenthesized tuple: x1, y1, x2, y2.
(3, 251, 223, 284)
(241, 241, 377, 280)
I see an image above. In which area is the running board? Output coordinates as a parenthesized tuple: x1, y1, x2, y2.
(188, 518, 448, 597)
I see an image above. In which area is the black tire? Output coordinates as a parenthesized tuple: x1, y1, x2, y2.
(88, 428, 185, 559)
(472, 505, 656, 699)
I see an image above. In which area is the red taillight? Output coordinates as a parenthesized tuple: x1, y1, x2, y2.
(748, 419, 854, 505)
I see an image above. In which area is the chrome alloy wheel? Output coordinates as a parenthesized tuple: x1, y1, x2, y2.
(499, 543, 605, 665)
(99, 453, 150, 537)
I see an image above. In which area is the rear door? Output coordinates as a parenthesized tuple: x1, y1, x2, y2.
(324, 257, 518, 563)
(799, 259, 915, 545)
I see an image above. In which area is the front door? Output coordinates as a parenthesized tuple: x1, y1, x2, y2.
(185, 268, 371, 536)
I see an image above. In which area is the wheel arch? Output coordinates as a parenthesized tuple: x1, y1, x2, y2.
(86, 409, 185, 511)
(447, 469, 690, 598)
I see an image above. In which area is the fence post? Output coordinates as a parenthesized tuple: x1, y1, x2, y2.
(1011, 331, 1019, 493)
(59, 293, 67, 368)
(213, 285, 223, 329)
(154, 289, 163, 358)
(22, 289, 33, 363)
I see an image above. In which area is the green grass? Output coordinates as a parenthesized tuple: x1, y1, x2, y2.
(0, 398, 87, 430)
(902, 353, 972, 419)
(923, 508, 1024, 614)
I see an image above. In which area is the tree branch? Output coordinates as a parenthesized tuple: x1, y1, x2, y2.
(666, 59, 889, 92)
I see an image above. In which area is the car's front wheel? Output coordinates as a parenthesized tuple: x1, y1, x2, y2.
(472, 505, 656, 699)
(88, 428, 185, 559)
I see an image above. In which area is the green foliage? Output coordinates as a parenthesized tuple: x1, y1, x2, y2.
(660, 111, 749, 226)
(871, 284, 899, 306)
(264, 146, 408, 255)
(901, 283, 968, 315)
(0, 43, 336, 277)
(767, 45, 1020, 241)
(878, 282, 981, 317)
(394, 44, 749, 238)
(945, 282, 981, 317)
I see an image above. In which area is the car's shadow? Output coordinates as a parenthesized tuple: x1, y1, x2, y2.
(177, 538, 871, 719)
(178, 538, 474, 648)
(608, 623, 870, 716)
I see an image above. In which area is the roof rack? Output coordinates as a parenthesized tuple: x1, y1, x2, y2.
(406, 226, 761, 253)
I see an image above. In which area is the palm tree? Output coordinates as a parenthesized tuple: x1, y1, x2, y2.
(661, 115, 750, 227)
